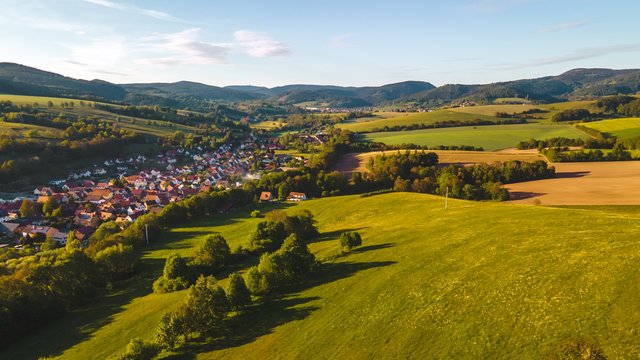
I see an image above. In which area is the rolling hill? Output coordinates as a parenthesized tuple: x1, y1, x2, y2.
(1, 63, 639, 109)
(5, 193, 640, 359)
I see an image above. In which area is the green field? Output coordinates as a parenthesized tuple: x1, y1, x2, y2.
(5, 193, 640, 359)
(582, 117, 640, 139)
(0, 94, 201, 137)
(360, 123, 588, 150)
(336, 101, 598, 133)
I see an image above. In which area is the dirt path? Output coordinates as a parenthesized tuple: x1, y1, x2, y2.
(335, 149, 544, 174)
(506, 161, 640, 205)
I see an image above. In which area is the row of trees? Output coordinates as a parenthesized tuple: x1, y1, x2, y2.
(551, 109, 592, 122)
(542, 143, 634, 162)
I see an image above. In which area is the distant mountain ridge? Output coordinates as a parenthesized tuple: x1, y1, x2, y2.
(0, 62, 638, 109)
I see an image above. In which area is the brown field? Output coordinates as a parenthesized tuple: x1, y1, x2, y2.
(335, 149, 544, 173)
(506, 161, 640, 205)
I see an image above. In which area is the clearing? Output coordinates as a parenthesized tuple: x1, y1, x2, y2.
(581, 117, 640, 139)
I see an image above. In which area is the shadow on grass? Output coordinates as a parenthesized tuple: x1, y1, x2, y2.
(353, 243, 394, 253)
(166, 260, 397, 359)
(309, 227, 370, 244)
(508, 191, 546, 200)
(0, 257, 166, 359)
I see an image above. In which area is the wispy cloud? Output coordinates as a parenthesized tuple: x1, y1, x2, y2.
(330, 34, 353, 49)
(137, 28, 232, 65)
(492, 43, 640, 69)
(539, 20, 589, 33)
(234, 30, 291, 57)
(82, 0, 182, 22)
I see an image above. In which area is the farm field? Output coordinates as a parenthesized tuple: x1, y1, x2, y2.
(336, 101, 598, 133)
(334, 149, 544, 174)
(0, 94, 201, 137)
(5, 193, 640, 359)
(505, 161, 640, 205)
(360, 123, 588, 150)
(581, 117, 640, 139)
(336, 109, 501, 132)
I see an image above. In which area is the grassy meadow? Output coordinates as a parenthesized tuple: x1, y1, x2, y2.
(360, 123, 587, 150)
(5, 193, 640, 359)
(582, 117, 640, 139)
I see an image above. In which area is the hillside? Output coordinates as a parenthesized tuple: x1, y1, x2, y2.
(409, 68, 640, 105)
(1, 63, 639, 109)
(5, 193, 640, 359)
(0, 63, 126, 101)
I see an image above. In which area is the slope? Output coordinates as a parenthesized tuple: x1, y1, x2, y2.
(5, 193, 640, 359)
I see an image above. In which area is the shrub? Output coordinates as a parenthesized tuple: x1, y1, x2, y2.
(250, 210, 260, 218)
(108, 338, 158, 360)
(552, 340, 607, 360)
(226, 273, 251, 311)
(154, 312, 186, 351)
(339, 232, 362, 252)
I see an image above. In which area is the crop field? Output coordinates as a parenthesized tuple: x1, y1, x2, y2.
(360, 123, 588, 150)
(336, 110, 500, 132)
(334, 149, 544, 173)
(506, 160, 640, 205)
(581, 117, 640, 139)
(5, 193, 640, 359)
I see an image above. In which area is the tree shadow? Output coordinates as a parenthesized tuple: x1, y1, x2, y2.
(353, 243, 394, 253)
(508, 191, 546, 200)
(309, 227, 370, 244)
(555, 171, 590, 178)
(0, 257, 166, 359)
(165, 260, 397, 359)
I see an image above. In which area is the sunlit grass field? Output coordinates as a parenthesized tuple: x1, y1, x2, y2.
(5, 193, 640, 359)
(360, 123, 587, 150)
(582, 117, 640, 139)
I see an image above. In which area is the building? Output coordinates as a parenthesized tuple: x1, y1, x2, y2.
(287, 192, 307, 202)
(260, 191, 273, 202)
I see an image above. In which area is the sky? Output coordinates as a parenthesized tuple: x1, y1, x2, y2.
(1, 0, 639, 87)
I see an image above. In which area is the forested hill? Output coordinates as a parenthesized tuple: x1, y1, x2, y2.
(0, 63, 638, 109)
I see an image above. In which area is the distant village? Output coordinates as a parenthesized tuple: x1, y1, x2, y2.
(0, 131, 320, 250)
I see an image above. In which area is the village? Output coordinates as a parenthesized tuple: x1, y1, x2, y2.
(0, 131, 314, 250)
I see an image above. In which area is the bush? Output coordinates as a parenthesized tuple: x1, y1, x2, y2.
(152, 276, 191, 293)
(108, 338, 158, 360)
(250, 210, 260, 218)
(154, 312, 186, 351)
(339, 232, 362, 252)
(94, 244, 138, 282)
(153, 254, 192, 293)
(552, 340, 607, 360)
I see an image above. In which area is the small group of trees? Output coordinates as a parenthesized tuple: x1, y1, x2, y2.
(551, 109, 592, 122)
(542, 143, 633, 162)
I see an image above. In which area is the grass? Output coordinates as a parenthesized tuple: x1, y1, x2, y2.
(581, 117, 640, 139)
(5, 193, 640, 359)
(250, 120, 286, 130)
(360, 123, 587, 150)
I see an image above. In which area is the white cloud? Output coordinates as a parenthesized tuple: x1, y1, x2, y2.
(330, 34, 353, 49)
(234, 30, 291, 57)
(539, 20, 589, 33)
(82, 0, 182, 22)
(137, 28, 232, 65)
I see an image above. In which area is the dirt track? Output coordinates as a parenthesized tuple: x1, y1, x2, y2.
(506, 161, 640, 205)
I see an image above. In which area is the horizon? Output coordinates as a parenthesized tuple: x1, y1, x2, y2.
(2, 1, 640, 87)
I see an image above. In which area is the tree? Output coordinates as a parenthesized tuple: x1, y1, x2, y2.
(339, 232, 362, 252)
(42, 197, 59, 218)
(20, 199, 38, 218)
(163, 254, 189, 280)
(94, 244, 138, 281)
(41, 237, 60, 251)
(226, 273, 251, 311)
(193, 235, 231, 272)
(182, 275, 229, 335)
(109, 337, 158, 360)
(154, 312, 185, 351)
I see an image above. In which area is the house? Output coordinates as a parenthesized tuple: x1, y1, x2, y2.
(260, 191, 273, 202)
(287, 192, 307, 202)
(52, 231, 69, 245)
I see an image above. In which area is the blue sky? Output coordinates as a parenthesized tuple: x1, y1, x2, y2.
(1, 0, 639, 87)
